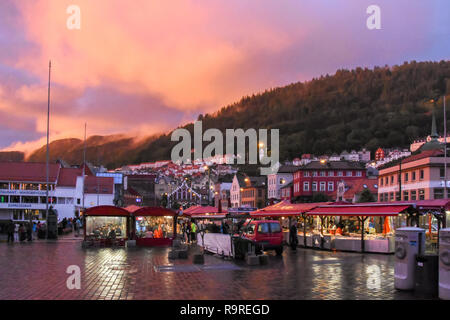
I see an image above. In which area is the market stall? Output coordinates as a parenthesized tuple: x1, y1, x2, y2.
(250, 201, 331, 245)
(131, 207, 177, 246)
(415, 199, 450, 249)
(305, 203, 415, 253)
(83, 205, 131, 246)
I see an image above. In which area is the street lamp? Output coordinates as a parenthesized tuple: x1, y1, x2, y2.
(204, 165, 211, 205)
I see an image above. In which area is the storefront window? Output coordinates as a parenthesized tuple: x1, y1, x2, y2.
(10, 183, 20, 190)
(10, 196, 20, 203)
(22, 196, 39, 203)
(13, 210, 22, 220)
(419, 189, 425, 200)
(0, 182, 8, 190)
(23, 183, 39, 190)
(86, 216, 127, 239)
(403, 190, 409, 201)
(135, 216, 174, 238)
(0, 195, 7, 203)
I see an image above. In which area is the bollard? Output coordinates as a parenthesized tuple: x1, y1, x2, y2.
(259, 254, 269, 265)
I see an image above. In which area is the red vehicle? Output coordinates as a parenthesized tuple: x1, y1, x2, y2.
(242, 220, 284, 255)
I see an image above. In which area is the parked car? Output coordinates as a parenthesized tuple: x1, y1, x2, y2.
(241, 220, 284, 255)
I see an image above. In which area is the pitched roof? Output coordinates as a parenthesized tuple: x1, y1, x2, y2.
(84, 176, 114, 194)
(57, 168, 82, 187)
(299, 160, 365, 170)
(338, 178, 378, 198)
(0, 162, 60, 183)
(276, 165, 298, 173)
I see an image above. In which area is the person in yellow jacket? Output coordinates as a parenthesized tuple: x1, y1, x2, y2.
(190, 221, 197, 243)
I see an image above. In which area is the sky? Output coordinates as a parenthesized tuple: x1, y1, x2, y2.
(0, 0, 449, 153)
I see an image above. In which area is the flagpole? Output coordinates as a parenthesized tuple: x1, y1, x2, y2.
(82, 123, 86, 210)
(45, 61, 51, 239)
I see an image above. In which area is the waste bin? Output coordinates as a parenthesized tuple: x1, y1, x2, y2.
(395, 227, 425, 290)
(232, 236, 256, 259)
(415, 254, 439, 298)
(439, 228, 450, 300)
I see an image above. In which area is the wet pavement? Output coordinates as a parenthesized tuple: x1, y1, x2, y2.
(0, 236, 420, 300)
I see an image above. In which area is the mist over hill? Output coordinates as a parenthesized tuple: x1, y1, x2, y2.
(26, 61, 450, 169)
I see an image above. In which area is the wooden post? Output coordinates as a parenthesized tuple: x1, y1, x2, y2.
(359, 216, 367, 253)
(302, 213, 307, 247)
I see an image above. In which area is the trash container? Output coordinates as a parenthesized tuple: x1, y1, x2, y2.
(395, 227, 425, 290)
(232, 236, 255, 259)
(415, 254, 439, 298)
(439, 228, 450, 300)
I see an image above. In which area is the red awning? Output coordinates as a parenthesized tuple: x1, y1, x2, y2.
(190, 213, 226, 219)
(416, 199, 450, 211)
(133, 207, 176, 217)
(251, 201, 331, 218)
(183, 205, 219, 216)
(306, 204, 412, 216)
(84, 205, 130, 217)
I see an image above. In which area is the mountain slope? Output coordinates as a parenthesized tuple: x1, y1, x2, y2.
(134, 60, 450, 163)
(27, 135, 156, 169)
(27, 60, 450, 169)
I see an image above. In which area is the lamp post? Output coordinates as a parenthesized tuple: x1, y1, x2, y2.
(204, 166, 211, 205)
(45, 61, 51, 239)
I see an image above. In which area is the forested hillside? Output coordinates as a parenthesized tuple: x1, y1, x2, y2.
(28, 61, 450, 169)
(134, 61, 450, 163)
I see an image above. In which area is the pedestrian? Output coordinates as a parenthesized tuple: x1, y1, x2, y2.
(6, 220, 15, 243)
(181, 222, 187, 243)
(26, 222, 32, 241)
(14, 222, 19, 242)
(190, 221, 197, 243)
(186, 221, 191, 243)
(19, 224, 26, 242)
(289, 220, 298, 251)
(74, 218, 80, 237)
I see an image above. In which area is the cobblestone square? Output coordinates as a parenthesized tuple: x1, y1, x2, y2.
(0, 236, 419, 300)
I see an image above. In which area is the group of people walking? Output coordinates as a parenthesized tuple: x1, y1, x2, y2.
(5, 220, 37, 243)
(181, 220, 198, 244)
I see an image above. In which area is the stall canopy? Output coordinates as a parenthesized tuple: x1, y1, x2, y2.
(251, 201, 332, 218)
(183, 205, 219, 216)
(84, 205, 130, 216)
(415, 199, 450, 211)
(190, 213, 226, 220)
(306, 203, 412, 216)
(132, 207, 176, 217)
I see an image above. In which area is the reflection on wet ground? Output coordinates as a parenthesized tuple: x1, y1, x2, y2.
(0, 240, 420, 300)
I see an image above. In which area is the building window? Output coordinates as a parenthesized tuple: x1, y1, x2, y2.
(338, 171, 343, 177)
(403, 190, 409, 201)
(319, 182, 326, 191)
(312, 182, 317, 192)
(440, 168, 445, 179)
(412, 171, 416, 181)
(356, 171, 362, 177)
(384, 193, 388, 202)
(385, 177, 388, 185)
(304, 172, 310, 177)
(328, 181, 334, 191)
(346, 171, 352, 177)
(420, 170, 424, 180)
(320, 171, 325, 177)
(328, 171, 334, 177)
(313, 171, 318, 177)
(419, 189, 425, 200)
(434, 188, 444, 199)
(410, 190, 417, 200)
(0, 195, 7, 203)
(303, 182, 309, 191)
(391, 175, 394, 184)
(77, 198, 81, 205)
(0, 182, 8, 190)
(404, 172, 409, 182)
(380, 178, 383, 186)
(395, 192, 401, 201)
(389, 192, 394, 201)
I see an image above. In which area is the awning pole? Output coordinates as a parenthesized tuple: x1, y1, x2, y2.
(302, 213, 307, 247)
